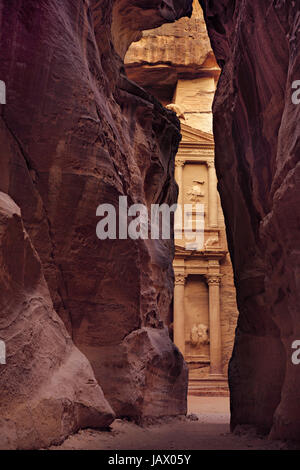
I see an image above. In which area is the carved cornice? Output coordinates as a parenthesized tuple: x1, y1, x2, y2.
(179, 146, 215, 155)
(175, 272, 186, 285)
(174, 243, 227, 261)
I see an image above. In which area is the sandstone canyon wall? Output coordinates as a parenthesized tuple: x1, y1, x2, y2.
(0, 192, 115, 449)
(0, 0, 193, 448)
(200, 0, 300, 439)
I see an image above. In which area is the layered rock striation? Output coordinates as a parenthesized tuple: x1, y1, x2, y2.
(200, 0, 300, 440)
(0, 0, 192, 447)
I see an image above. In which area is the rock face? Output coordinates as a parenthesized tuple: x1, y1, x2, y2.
(111, 0, 193, 59)
(200, 0, 300, 439)
(0, 0, 191, 441)
(0, 192, 115, 449)
(125, 1, 218, 132)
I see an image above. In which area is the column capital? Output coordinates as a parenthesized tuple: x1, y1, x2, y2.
(175, 159, 185, 168)
(206, 275, 222, 285)
(175, 272, 186, 285)
(206, 160, 215, 169)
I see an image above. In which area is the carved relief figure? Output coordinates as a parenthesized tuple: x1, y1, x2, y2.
(187, 180, 205, 202)
(190, 323, 209, 347)
(205, 236, 219, 249)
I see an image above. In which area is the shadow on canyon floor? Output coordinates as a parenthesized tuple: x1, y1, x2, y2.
(51, 397, 296, 450)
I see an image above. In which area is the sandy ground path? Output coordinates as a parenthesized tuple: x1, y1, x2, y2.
(53, 396, 288, 450)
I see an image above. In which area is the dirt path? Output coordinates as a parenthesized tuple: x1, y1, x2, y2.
(53, 397, 286, 450)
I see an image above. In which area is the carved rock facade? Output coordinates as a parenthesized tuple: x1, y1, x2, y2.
(125, 1, 239, 396)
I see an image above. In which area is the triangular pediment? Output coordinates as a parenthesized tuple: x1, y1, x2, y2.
(174, 244, 188, 255)
(180, 123, 214, 144)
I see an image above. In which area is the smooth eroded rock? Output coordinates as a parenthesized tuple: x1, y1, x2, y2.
(0, 192, 114, 450)
(200, 0, 300, 439)
(0, 0, 191, 426)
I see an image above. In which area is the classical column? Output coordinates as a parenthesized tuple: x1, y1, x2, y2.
(175, 159, 185, 207)
(174, 272, 186, 355)
(207, 275, 223, 375)
(207, 160, 218, 228)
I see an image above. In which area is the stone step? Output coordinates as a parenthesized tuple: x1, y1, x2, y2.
(188, 377, 229, 397)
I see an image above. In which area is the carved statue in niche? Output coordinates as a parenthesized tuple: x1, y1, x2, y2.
(190, 323, 209, 348)
(205, 236, 219, 249)
(187, 180, 205, 202)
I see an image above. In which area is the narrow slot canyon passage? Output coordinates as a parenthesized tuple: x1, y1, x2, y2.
(0, 0, 300, 451)
(124, 0, 238, 402)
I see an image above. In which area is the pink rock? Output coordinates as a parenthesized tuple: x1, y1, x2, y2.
(0, 0, 191, 431)
(0, 192, 115, 449)
(201, 0, 300, 440)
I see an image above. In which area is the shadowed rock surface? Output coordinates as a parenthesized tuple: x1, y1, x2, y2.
(200, 0, 300, 440)
(0, 0, 191, 443)
(0, 192, 115, 449)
